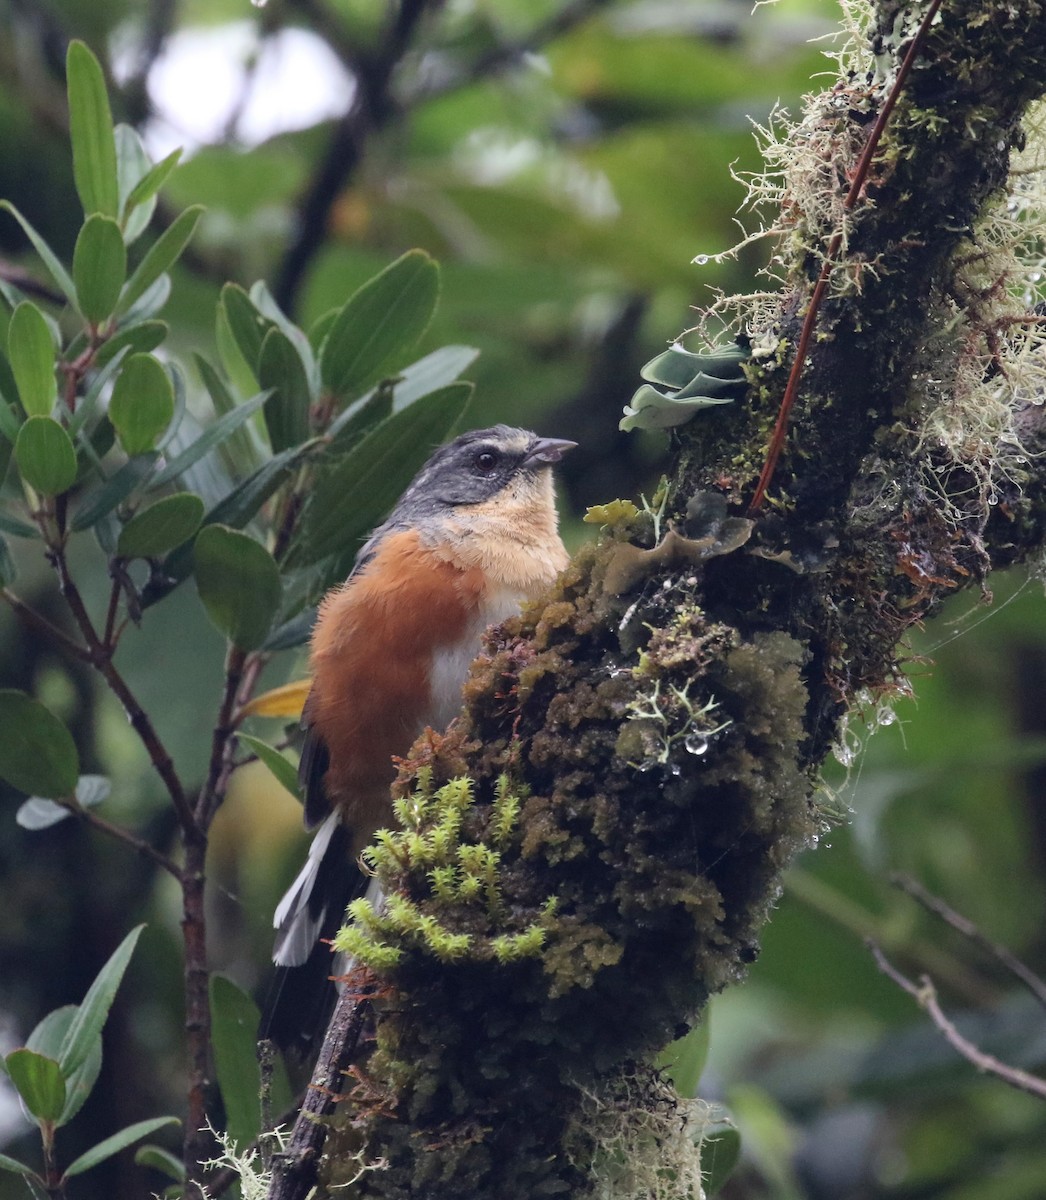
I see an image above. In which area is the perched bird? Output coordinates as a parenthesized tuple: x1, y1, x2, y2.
(263, 425, 574, 1052)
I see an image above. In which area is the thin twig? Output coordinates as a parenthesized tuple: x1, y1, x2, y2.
(0, 259, 67, 307)
(748, 0, 946, 514)
(868, 939, 1046, 1102)
(892, 873, 1046, 1012)
(1, 587, 92, 662)
(47, 547, 198, 834)
(59, 799, 181, 878)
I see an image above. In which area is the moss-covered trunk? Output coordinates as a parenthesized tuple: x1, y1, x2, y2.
(299, 2, 1046, 1195)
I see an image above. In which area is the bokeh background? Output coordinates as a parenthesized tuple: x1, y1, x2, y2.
(1, 1, 1045, 1197)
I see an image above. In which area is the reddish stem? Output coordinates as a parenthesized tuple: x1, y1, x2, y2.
(748, 0, 946, 514)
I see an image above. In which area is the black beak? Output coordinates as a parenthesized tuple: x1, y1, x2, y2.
(524, 437, 577, 466)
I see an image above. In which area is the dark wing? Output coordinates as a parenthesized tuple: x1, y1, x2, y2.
(298, 691, 331, 831)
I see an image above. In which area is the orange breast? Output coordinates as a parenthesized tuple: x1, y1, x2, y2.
(307, 529, 487, 850)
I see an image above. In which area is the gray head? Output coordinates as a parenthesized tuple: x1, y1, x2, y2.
(389, 425, 576, 521)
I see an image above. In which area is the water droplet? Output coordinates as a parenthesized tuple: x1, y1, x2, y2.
(669, 763, 682, 776)
(692, 254, 710, 265)
(876, 706, 897, 727)
(685, 733, 709, 755)
(250, 0, 268, 7)
(833, 742, 855, 767)
(636, 760, 656, 773)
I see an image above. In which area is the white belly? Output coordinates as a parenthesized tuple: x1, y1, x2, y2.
(427, 586, 523, 730)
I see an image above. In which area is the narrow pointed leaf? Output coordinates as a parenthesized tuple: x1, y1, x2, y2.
(64, 1116, 179, 1178)
(236, 733, 299, 798)
(221, 283, 275, 375)
(58, 925, 144, 1076)
(114, 125, 159, 243)
(290, 383, 471, 569)
(26, 1006, 102, 1127)
(125, 148, 182, 216)
(71, 452, 158, 531)
(0, 534, 14, 585)
(259, 327, 311, 451)
(194, 525, 280, 650)
(320, 250, 440, 401)
(0, 1151, 38, 1178)
(134, 1144, 185, 1181)
(0, 202, 77, 304)
(391, 345, 479, 412)
(8, 302, 56, 416)
(4, 1049, 66, 1123)
(150, 390, 268, 487)
(116, 492, 204, 558)
(73, 215, 126, 324)
(15, 418, 77, 495)
(108, 353, 174, 455)
(0, 510, 37, 538)
(94, 320, 167, 370)
(66, 41, 119, 218)
(701, 1126, 742, 1195)
(118, 206, 203, 315)
(239, 678, 311, 720)
(120, 273, 171, 324)
(209, 975, 263, 1146)
(67, 41, 118, 218)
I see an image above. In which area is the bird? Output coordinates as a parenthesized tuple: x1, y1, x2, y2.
(262, 425, 575, 1053)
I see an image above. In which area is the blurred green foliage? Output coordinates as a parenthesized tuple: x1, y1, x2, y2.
(0, 2, 1043, 1198)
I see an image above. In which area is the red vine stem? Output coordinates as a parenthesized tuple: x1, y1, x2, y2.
(748, 0, 946, 514)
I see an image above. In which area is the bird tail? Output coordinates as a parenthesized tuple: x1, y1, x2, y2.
(260, 812, 369, 1055)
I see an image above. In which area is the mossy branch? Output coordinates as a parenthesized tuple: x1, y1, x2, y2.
(290, 3, 1046, 1197)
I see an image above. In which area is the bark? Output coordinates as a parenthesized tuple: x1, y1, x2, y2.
(296, 2, 1046, 1195)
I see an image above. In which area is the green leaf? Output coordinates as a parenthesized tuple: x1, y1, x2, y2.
(142, 444, 305, 608)
(237, 733, 299, 798)
(15, 417, 77, 496)
(221, 283, 275, 376)
(0, 510, 37, 538)
(26, 1005, 102, 1126)
(73, 215, 126, 324)
(0, 690, 79, 798)
(71, 452, 159, 531)
(134, 1144, 185, 1181)
(390, 345, 479, 412)
(119, 206, 203, 316)
(125, 148, 182, 217)
(58, 925, 144, 1077)
(215, 302, 259, 398)
(656, 1018, 710, 1098)
(151, 391, 269, 488)
(8, 302, 56, 416)
(64, 1117, 179, 1178)
(66, 41, 119, 218)
(259, 327, 312, 451)
(0, 531, 13, 585)
(701, 1125, 741, 1196)
(121, 273, 171, 324)
(117, 492, 204, 558)
(194, 524, 281, 650)
(108, 354, 174, 455)
(309, 306, 338, 352)
(0, 1151, 39, 1178)
(289, 382, 471, 570)
(0, 202, 77, 305)
(93, 321, 167, 370)
(194, 353, 264, 473)
(5, 1049, 66, 1123)
(320, 249, 440, 401)
(209, 975, 263, 1147)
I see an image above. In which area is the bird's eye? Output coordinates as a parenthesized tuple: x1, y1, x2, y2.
(474, 450, 500, 474)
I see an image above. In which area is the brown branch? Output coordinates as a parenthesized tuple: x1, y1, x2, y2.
(1, 587, 92, 663)
(868, 939, 1046, 1102)
(747, 0, 946, 514)
(892, 873, 1046, 1011)
(58, 798, 181, 878)
(195, 643, 249, 829)
(47, 546, 197, 835)
(266, 986, 372, 1200)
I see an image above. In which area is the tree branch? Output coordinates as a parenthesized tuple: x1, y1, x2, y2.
(891, 873, 1046, 1011)
(58, 798, 181, 878)
(868, 939, 1046, 1101)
